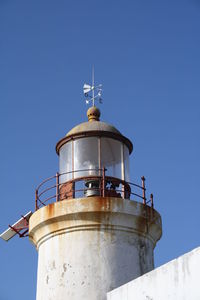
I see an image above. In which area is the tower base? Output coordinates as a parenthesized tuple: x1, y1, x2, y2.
(29, 197, 162, 300)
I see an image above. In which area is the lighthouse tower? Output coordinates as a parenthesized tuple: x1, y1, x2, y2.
(29, 101, 162, 300)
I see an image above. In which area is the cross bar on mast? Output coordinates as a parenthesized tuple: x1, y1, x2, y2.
(83, 67, 103, 107)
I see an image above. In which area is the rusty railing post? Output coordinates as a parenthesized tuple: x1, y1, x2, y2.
(102, 167, 106, 197)
(35, 189, 38, 211)
(141, 176, 146, 205)
(56, 172, 60, 202)
(150, 193, 154, 208)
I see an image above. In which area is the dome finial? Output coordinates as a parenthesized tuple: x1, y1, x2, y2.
(87, 106, 101, 122)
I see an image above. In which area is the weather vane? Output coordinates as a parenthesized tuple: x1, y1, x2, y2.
(83, 67, 103, 107)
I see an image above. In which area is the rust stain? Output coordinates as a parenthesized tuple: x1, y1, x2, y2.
(46, 203, 55, 219)
(93, 197, 112, 211)
(135, 212, 148, 234)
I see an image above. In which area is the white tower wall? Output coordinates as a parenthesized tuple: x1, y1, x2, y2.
(29, 197, 161, 300)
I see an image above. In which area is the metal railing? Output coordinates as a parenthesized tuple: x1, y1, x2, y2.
(35, 168, 154, 210)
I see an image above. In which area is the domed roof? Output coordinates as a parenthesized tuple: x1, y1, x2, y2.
(56, 107, 133, 154)
(66, 120, 121, 136)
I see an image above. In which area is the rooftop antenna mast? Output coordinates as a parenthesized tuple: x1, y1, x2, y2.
(83, 67, 103, 107)
(92, 66, 95, 106)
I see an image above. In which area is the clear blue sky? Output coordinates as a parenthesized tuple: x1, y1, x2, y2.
(0, 1, 200, 299)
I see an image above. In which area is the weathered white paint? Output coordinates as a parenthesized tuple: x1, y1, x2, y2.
(29, 197, 162, 300)
(107, 246, 200, 300)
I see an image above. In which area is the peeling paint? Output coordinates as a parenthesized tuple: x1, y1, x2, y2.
(63, 263, 67, 272)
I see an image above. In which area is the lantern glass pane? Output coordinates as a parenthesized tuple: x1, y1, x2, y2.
(100, 138, 122, 179)
(59, 142, 72, 183)
(124, 145, 130, 182)
(74, 137, 99, 178)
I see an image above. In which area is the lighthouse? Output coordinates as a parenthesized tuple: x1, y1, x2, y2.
(0, 78, 162, 299)
(28, 80, 162, 300)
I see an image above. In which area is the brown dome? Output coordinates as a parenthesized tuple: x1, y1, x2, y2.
(66, 120, 121, 137)
(56, 107, 133, 154)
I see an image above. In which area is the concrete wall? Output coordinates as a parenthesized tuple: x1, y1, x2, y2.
(107, 246, 200, 300)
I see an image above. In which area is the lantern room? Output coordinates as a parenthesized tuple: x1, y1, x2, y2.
(55, 106, 133, 199)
